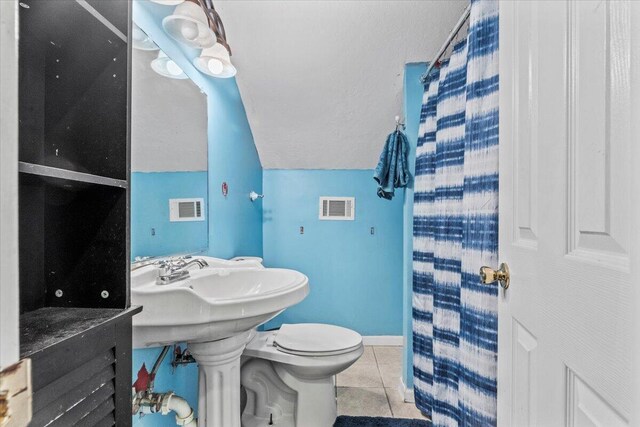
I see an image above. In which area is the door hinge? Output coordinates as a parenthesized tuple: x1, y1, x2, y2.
(0, 359, 32, 427)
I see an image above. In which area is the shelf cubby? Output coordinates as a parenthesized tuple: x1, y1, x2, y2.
(19, 0, 128, 180)
(19, 173, 128, 313)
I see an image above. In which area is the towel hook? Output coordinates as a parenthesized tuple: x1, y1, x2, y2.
(395, 115, 405, 132)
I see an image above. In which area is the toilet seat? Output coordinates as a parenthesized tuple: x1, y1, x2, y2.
(273, 323, 363, 357)
(243, 327, 364, 371)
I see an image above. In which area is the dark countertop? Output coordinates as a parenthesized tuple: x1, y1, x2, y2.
(20, 306, 142, 358)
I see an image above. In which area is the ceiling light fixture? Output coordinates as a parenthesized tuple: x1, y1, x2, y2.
(162, 1, 217, 49)
(195, 0, 231, 55)
(151, 51, 189, 79)
(193, 44, 236, 78)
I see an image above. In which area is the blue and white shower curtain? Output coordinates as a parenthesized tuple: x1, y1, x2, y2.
(412, 0, 499, 425)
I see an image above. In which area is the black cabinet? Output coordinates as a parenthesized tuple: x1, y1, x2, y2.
(18, 1, 136, 426)
(22, 307, 140, 427)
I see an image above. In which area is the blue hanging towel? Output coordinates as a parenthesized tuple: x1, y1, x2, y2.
(373, 130, 410, 200)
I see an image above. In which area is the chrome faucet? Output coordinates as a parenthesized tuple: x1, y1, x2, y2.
(179, 258, 209, 270)
(156, 257, 209, 285)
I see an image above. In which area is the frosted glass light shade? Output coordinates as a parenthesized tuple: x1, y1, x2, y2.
(193, 44, 236, 78)
(151, 51, 189, 79)
(132, 23, 159, 51)
(150, 0, 185, 5)
(162, 1, 216, 49)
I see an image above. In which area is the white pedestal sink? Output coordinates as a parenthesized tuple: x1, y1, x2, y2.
(131, 257, 309, 427)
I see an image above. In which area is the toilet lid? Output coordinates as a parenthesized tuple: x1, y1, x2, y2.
(274, 324, 362, 356)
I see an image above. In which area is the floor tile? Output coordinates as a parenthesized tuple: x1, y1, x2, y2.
(358, 346, 376, 364)
(337, 360, 383, 387)
(337, 387, 392, 417)
(373, 346, 403, 366)
(335, 345, 422, 421)
(385, 387, 429, 420)
(378, 361, 402, 389)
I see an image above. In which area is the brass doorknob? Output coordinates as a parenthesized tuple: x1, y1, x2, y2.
(479, 263, 510, 289)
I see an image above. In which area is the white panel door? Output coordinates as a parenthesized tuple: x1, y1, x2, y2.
(498, 1, 640, 426)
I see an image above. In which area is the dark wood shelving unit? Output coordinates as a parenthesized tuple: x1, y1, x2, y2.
(18, 0, 137, 425)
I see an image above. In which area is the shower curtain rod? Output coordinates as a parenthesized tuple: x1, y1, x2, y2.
(420, 3, 471, 83)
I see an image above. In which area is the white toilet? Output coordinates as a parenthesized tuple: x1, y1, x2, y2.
(240, 323, 364, 427)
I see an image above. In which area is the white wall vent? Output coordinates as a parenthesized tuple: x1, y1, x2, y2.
(169, 198, 205, 222)
(319, 197, 355, 221)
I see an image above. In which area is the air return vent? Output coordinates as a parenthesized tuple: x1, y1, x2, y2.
(169, 198, 205, 222)
(319, 197, 355, 221)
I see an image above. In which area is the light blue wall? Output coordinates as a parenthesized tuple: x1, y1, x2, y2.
(205, 83, 263, 259)
(402, 63, 428, 389)
(262, 169, 404, 336)
(132, 3, 263, 425)
(131, 172, 208, 258)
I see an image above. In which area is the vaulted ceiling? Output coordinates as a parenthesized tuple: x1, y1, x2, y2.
(216, 1, 467, 169)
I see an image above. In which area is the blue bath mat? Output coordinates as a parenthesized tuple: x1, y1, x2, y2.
(333, 416, 431, 426)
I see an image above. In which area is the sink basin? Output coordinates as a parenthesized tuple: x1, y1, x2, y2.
(131, 259, 309, 348)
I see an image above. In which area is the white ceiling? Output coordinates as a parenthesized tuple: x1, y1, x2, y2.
(216, 0, 468, 169)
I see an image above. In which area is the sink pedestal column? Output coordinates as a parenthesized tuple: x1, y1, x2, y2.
(189, 330, 254, 427)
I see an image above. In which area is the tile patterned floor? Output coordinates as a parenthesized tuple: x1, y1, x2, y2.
(336, 346, 429, 420)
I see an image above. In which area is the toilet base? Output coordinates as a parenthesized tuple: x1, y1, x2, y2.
(241, 358, 337, 427)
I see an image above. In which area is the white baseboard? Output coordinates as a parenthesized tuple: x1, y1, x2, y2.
(398, 378, 415, 403)
(361, 335, 403, 346)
